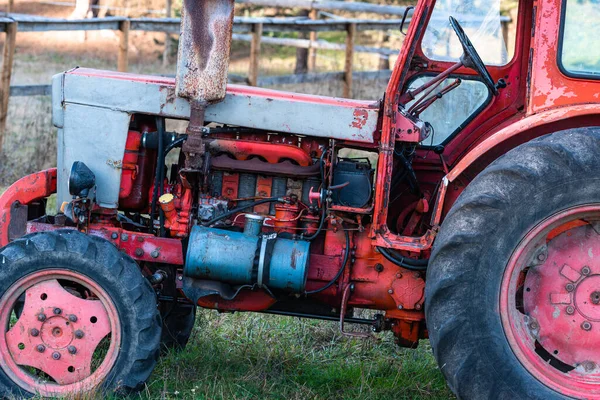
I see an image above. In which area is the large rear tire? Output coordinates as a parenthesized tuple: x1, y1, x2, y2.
(426, 128, 600, 399)
(0, 230, 161, 397)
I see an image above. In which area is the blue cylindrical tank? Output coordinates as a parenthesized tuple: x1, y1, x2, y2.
(184, 225, 311, 293)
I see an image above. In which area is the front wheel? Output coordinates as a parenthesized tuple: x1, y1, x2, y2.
(0, 230, 161, 397)
(426, 128, 600, 399)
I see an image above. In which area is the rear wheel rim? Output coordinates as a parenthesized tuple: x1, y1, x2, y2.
(0, 269, 121, 397)
(501, 205, 600, 398)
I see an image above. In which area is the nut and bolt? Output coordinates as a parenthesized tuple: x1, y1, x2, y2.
(52, 352, 61, 360)
(537, 252, 546, 262)
(566, 283, 575, 292)
(397, 305, 403, 310)
(135, 248, 144, 257)
(413, 272, 421, 279)
(53, 307, 62, 315)
(137, 236, 144, 243)
(68, 314, 78, 323)
(566, 306, 575, 315)
(68, 345, 77, 355)
(111, 232, 118, 240)
(30, 328, 40, 337)
(374, 263, 384, 273)
(36, 344, 46, 353)
(582, 266, 591, 276)
(388, 289, 394, 294)
(151, 250, 160, 259)
(178, 276, 183, 281)
(74, 330, 84, 339)
(528, 321, 539, 330)
(396, 273, 402, 279)
(591, 291, 600, 305)
(582, 321, 592, 331)
(37, 313, 47, 322)
(121, 233, 129, 242)
(584, 361, 596, 372)
(415, 304, 422, 310)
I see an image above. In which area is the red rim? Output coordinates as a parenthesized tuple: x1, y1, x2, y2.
(501, 205, 600, 398)
(0, 269, 121, 397)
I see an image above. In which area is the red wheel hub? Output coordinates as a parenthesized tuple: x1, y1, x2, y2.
(0, 270, 121, 397)
(502, 206, 600, 398)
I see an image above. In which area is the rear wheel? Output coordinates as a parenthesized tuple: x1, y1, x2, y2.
(0, 230, 161, 397)
(426, 128, 600, 399)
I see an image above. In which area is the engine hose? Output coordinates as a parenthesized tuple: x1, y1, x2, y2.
(203, 197, 283, 227)
(305, 228, 350, 295)
(303, 149, 329, 241)
(377, 246, 428, 271)
(164, 135, 187, 156)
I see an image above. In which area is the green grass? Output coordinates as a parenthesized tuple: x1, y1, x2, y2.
(142, 311, 454, 400)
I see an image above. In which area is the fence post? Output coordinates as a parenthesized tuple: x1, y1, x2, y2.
(118, 19, 130, 72)
(343, 23, 355, 98)
(0, 21, 17, 153)
(162, 0, 172, 67)
(248, 22, 263, 86)
(378, 31, 390, 70)
(308, 9, 318, 71)
(7, 0, 14, 13)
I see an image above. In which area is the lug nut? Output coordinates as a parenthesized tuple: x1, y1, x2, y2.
(68, 345, 77, 355)
(74, 330, 84, 339)
(582, 321, 592, 331)
(528, 321, 539, 330)
(388, 289, 393, 294)
(53, 307, 62, 315)
(68, 314, 77, 322)
(111, 232, 118, 240)
(121, 233, 129, 242)
(36, 344, 46, 353)
(582, 266, 591, 276)
(30, 328, 40, 337)
(52, 352, 61, 360)
(397, 305, 403, 310)
(566, 283, 575, 292)
(37, 313, 47, 322)
(566, 306, 575, 315)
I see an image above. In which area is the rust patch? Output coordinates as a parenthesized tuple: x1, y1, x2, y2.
(350, 109, 369, 129)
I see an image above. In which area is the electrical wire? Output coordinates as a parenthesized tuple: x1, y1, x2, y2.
(302, 148, 329, 240)
(202, 197, 283, 227)
(377, 246, 428, 271)
(305, 228, 350, 295)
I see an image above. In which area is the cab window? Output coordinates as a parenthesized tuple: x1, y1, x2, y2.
(559, 0, 600, 78)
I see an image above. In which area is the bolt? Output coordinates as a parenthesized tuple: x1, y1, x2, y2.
(584, 361, 596, 372)
(413, 272, 421, 279)
(68, 345, 77, 355)
(566, 306, 575, 315)
(135, 248, 144, 257)
(397, 305, 403, 310)
(582, 321, 592, 331)
(396, 273, 402, 279)
(582, 266, 591, 276)
(68, 314, 77, 323)
(151, 250, 160, 259)
(415, 304, 422, 310)
(388, 289, 393, 294)
(36, 344, 45, 353)
(52, 352, 61, 360)
(74, 330, 84, 339)
(137, 236, 144, 243)
(178, 276, 183, 281)
(121, 233, 128, 242)
(529, 321, 539, 330)
(537, 253, 546, 262)
(30, 328, 39, 337)
(53, 307, 62, 315)
(566, 283, 575, 292)
(37, 313, 46, 322)
(111, 232, 118, 240)
(591, 291, 600, 305)
(374, 263, 384, 272)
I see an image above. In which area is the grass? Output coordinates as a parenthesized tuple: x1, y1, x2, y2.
(141, 311, 454, 400)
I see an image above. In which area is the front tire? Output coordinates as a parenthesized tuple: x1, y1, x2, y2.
(426, 128, 600, 399)
(0, 230, 161, 397)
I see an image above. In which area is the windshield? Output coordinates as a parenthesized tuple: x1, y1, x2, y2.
(422, 0, 510, 65)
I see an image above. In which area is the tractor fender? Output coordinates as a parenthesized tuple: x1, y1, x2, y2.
(447, 104, 600, 183)
(0, 169, 57, 247)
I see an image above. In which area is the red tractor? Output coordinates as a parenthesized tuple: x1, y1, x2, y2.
(0, 0, 599, 398)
